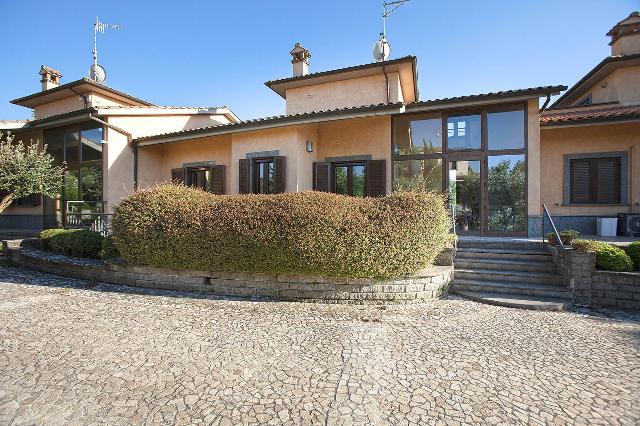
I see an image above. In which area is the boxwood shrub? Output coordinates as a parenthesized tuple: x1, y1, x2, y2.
(571, 239, 634, 272)
(625, 242, 640, 270)
(110, 184, 451, 278)
(38, 228, 104, 259)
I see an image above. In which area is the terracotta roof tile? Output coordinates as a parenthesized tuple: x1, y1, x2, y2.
(541, 105, 640, 125)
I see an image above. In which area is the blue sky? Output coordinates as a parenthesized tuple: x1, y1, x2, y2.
(0, 0, 637, 120)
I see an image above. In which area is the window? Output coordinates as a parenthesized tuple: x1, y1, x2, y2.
(186, 167, 210, 191)
(447, 114, 481, 150)
(172, 165, 225, 195)
(570, 157, 620, 204)
(487, 110, 525, 150)
(393, 158, 442, 192)
(393, 114, 442, 155)
(253, 158, 275, 194)
(239, 157, 285, 194)
(333, 163, 366, 197)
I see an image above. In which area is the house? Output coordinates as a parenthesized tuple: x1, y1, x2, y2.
(3, 30, 583, 238)
(540, 11, 640, 236)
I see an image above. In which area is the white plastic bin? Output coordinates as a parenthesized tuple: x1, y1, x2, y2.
(597, 218, 618, 237)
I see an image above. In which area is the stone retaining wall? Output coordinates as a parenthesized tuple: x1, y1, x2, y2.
(548, 245, 640, 310)
(10, 248, 453, 304)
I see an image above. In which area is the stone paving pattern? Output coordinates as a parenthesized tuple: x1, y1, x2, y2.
(0, 264, 639, 425)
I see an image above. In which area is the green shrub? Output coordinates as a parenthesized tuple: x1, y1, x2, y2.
(111, 184, 451, 278)
(546, 229, 579, 246)
(38, 228, 66, 250)
(39, 228, 104, 259)
(572, 239, 633, 272)
(100, 235, 120, 259)
(625, 242, 640, 270)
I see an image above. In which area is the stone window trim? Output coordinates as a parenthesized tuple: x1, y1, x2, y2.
(246, 150, 280, 159)
(562, 151, 628, 205)
(324, 155, 372, 163)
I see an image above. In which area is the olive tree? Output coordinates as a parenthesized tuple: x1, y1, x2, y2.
(0, 132, 65, 213)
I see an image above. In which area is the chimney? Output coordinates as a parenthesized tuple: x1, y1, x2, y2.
(39, 65, 62, 91)
(607, 11, 640, 56)
(290, 43, 311, 77)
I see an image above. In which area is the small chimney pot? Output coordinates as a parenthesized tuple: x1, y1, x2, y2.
(39, 65, 63, 91)
(290, 43, 311, 77)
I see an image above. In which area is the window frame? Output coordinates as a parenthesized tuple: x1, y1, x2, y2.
(331, 161, 367, 197)
(563, 151, 628, 206)
(569, 157, 621, 205)
(252, 157, 275, 194)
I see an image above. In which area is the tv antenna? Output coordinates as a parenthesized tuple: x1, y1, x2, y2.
(89, 17, 123, 84)
(374, 1, 411, 62)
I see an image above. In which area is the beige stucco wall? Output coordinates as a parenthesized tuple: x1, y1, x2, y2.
(34, 96, 85, 119)
(590, 65, 640, 106)
(611, 33, 640, 56)
(285, 73, 402, 115)
(527, 99, 541, 216)
(540, 122, 640, 217)
(317, 116, 392, 191)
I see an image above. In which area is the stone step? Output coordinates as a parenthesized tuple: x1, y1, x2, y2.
(457, 239, 547, 251)
(456, 247, 552, 260)
(455, 258, 557, 273)
(452, 279, 572, 299)
(453, 290, 572, 311)
(454, 269, 564, 286)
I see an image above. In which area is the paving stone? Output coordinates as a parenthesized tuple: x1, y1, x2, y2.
(0, 265, 638, 425)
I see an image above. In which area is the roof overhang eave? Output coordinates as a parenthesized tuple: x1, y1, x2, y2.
(137, 104, 405, 147)
(541, 115, 640, 128)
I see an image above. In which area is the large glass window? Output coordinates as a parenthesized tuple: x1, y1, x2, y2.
(43, 124, 105, 226)
(447, 114, 481, 150)
(487, 110, 525, 150)
(393, 114, 442, 155)
(393, 158, 442, 192)
(449, 160, 481, 233)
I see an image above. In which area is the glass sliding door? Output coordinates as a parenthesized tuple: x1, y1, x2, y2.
(448, 160, 481, 234)
(487, 155, 526, 234)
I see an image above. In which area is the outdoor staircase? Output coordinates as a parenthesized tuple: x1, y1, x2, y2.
(452, 238, 573, 311)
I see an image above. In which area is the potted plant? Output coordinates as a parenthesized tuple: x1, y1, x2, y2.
(546, 229, 580, 246)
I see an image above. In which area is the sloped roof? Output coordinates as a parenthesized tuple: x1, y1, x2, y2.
(406, 86, 566, 109)
(541, 104, 640, 126)
(11, 78, 154, 108)
(550, 53, 640, 108)
(136, 102, 405, 145)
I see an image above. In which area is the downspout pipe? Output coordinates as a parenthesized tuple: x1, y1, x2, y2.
(539, 93, 552, 114)
(87, 113, 137, 190)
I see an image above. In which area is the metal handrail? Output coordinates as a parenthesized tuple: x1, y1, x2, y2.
(65, 212, 112, 236)
(542, 203, 564, 250)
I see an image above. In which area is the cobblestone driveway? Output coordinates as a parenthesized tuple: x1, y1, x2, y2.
(0, 265, 638, 425)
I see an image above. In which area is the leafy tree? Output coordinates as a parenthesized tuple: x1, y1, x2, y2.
(0, 132, 65, 213)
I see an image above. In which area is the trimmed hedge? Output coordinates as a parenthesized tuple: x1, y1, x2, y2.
(38, 228, 104, 259)
(571, 239, 634, 272)
(546, 229, 579, 246)
(100, 235, 120, 259)
(111, 184, 451, 278)
(625, 242, 640, 270)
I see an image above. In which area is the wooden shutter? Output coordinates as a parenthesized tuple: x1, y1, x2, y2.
(239, 159, 250, 194)
(273, 156, 286, 194)
(595, 158, 620, 204)
(570, 159, 591, 204)
(366, 159, 386, 197)
(209, 165, 225, 195)
(171, 168, 185, 185)
(313, 162, 331, 192)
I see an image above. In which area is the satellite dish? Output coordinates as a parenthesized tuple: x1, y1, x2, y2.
(373, 33, 391, 62)
(89, 64, 106, 84)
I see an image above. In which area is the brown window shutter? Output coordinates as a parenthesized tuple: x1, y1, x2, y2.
(171, 168, 185, 185)
(595, 158, 620, 204)
(570, 160, 591, 204)
(366, 159, 386, 197)
(209, 165, 225, 195)
(239, 159, 250, 194)
(273, 156, 286, 193)
(313, 162, 331, 192)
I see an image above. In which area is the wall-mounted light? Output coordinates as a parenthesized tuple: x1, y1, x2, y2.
(392, 144, 400, 155)
(306, 141, 313, 153)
